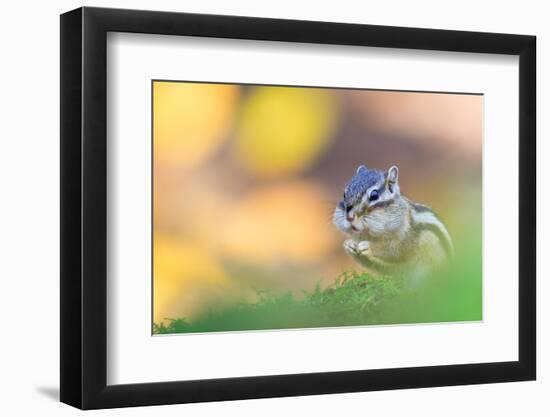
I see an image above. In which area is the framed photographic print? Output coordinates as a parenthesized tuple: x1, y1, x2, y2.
(60, 6, 536, 409)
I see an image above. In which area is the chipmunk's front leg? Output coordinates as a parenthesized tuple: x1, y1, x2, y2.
(343, 239, 394, 274)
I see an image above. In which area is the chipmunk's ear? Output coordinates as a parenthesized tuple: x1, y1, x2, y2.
(356, 165, 367, 175)
(387, 165, 399, 184)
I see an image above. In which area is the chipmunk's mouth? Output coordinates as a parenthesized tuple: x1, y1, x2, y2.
(333, 207, 362, 234)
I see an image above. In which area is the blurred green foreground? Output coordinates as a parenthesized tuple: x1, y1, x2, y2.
(153, 225, 482, 335)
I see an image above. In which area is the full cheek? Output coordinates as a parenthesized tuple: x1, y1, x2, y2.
(366, 212, 386, 236)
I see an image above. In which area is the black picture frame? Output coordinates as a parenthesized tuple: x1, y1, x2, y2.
(60, 6, 536, 410)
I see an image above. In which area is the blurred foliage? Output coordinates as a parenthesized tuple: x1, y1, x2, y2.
(153, 82, 239, 168)
(236, 87, 337, 177)
(154, 234, 253, 322)
(220, 181, 336, 264)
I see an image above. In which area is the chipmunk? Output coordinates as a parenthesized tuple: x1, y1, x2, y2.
(332, 165, 453, 281)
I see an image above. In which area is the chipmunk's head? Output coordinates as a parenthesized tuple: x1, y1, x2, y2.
(333, 164, 400, 235)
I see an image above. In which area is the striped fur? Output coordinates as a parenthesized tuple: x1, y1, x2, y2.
(410, 203, 454, 258)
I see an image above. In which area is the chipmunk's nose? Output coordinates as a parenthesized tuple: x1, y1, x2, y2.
(346, 212, 354, 222)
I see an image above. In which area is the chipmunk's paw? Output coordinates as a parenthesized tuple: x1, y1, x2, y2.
(343, 239, 358, 255)
(344, 240, 370, 256)
(356, 241, 370, 256)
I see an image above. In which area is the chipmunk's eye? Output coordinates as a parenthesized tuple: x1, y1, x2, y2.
(369, 189, 379, 202)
